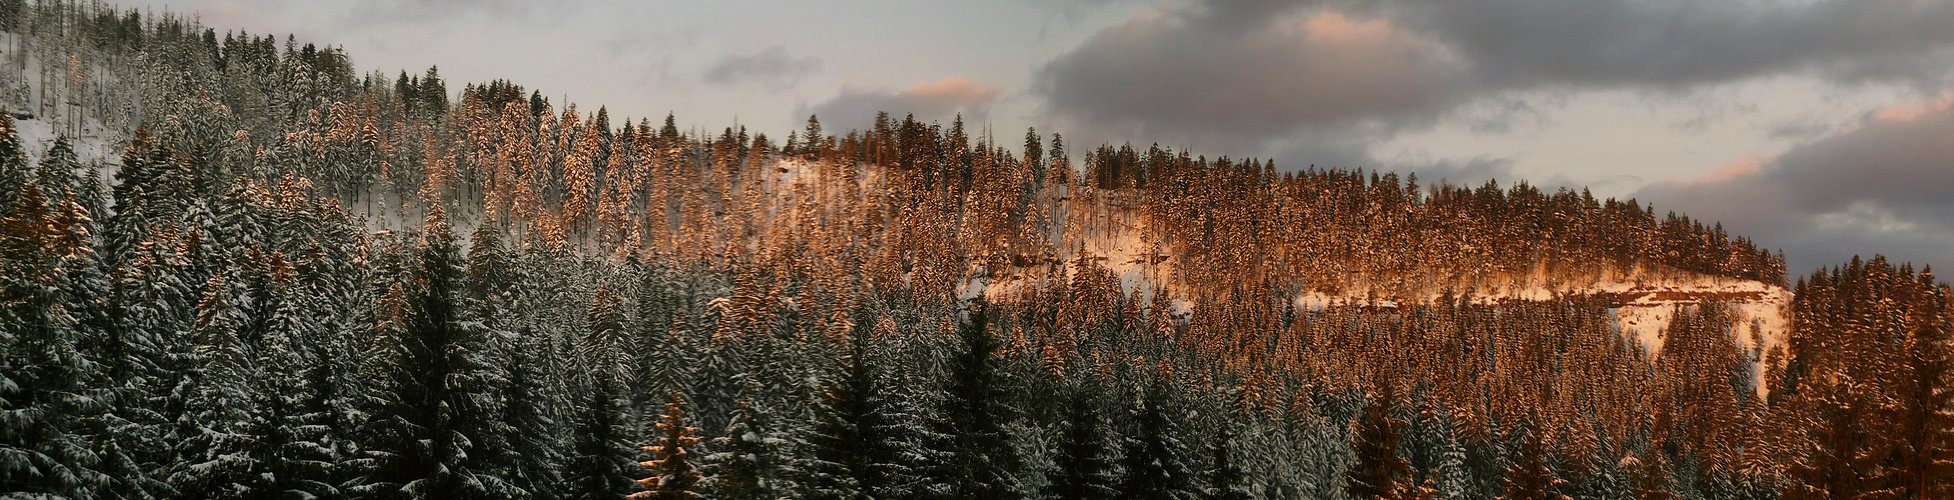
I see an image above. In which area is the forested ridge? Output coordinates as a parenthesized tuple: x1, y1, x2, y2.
(2, 2, 1950, 499)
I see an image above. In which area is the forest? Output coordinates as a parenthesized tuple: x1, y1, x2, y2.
(1, 1, 1949, 499)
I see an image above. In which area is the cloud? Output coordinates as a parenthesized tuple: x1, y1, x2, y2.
(703, 46, 821, 90)
(1635, 95, 1954, 274)
(1380, 0, 1954, 90)
(800, 78, 1000, 132)
(1033, 0, 1954, 169)
(1036, 4, 1470, 154)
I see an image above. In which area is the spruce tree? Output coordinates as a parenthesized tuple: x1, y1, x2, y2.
(1205, 423, 1254, 500)
(564, 287, 641, 499)
(1346, 381, 1414, 499)
(473, 223, 564, 497)
(1889, 268, 1953, 499)
(923, 302, 1022, 497)
(1782, 377, 1897, 500)
(0, 115, 27, 209)
(632, 391, 705, 500)
(236, 260, 337, 498)
(1116, 373, 1198, 500)
(346, 207, 513, 498)
(705, 378, 795, 499)
(166, 273, 257, 498)
(1500, 414, 1570, 500)
(1046, 378, 1118, 500)
(1624, 450, 1677, 500)
(800, 311, 917, 499)
(33, 135, 77, 195)
(0, 183, 110, 497)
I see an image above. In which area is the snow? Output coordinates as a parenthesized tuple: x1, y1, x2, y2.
(12, 115, 121, 174)
(766, 158, 816, 190)
(1287, 272, 1792, 396)
(1288, 274, 1789, 353)
(1167, 299, 1193, 327)
(955, 274, 987, 325)
(962, 189, 1794, 381)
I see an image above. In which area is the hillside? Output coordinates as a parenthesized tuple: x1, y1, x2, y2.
(2, 2, 1949, 500)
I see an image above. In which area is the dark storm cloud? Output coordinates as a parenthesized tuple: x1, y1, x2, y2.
(1034, 0, 1954, 162)
(799, 78, 1000, 133)
(1384, 0, 1954, 89)
(1635, 97, 1954, 273)
(1035, 3, 1470, 152)
(703, 46, 821, 90)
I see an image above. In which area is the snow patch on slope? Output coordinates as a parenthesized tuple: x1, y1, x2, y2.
(12, 116, 121, 162)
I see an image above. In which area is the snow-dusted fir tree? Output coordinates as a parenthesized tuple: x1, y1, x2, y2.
(921, 301, 1024, 497)
(799, 310, 920, 499)
(471, 222, 566, 497)
(693, 301, 750, 435)
(1115, 369, 1199, 499)
(0, 181, 112, 497)
(704, 377, 797, 499)
(1623, 450, 1678, 500)
(631, 391, 705, 500)
(233, 256, 338, 498)
(1046, 377, 1119, 500)
(346, 207, 516, 498)
(564, 286, 642, 499)
(163, 272, 262, 498)
(0, 115, 30, 209)
(1346, 380, 1415, 499)
(1205, 422, 1255, 500)
(1500, 414, 1571, 500)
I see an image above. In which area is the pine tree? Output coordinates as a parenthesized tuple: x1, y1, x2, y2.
(564, 286, 641, 499)
(1, 182, 110, 497)
(631, 391, 704, 500)
(923, 301, 1023, 497)
(1500, 414, 1571, 500)
(1116, 373, 1198, 500)
(346, 207, 514, 498)
(1346, 381, 1414, 499)
(800, 311, 917, 499)
(1046, 378, 1118, 500)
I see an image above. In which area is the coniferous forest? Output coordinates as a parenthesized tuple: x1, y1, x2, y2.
(2, 2, 1950, 499)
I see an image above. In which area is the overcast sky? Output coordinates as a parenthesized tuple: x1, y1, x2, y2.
(141, 0, 1954, 275)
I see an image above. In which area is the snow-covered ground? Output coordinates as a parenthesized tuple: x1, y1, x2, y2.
(979, 198, 1794, 393)
(1285, 274, 1789, 355)
(12, 115, 121, 164)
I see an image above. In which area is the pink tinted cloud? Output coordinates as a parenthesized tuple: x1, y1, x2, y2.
(802, 77, 1002, 131)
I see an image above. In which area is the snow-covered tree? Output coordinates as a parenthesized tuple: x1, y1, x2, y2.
(1, 182, 111, 497)
(1046, 378, 1118, 500)
(346, 207, 515, 498)
(563, 286, 641, 499)
(921, 302, 1024, 497)
(631, 391, 704, 500)
(704, 381, 796, 499)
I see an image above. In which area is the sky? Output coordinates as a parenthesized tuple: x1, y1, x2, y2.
(138, 0, 1954, 276)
